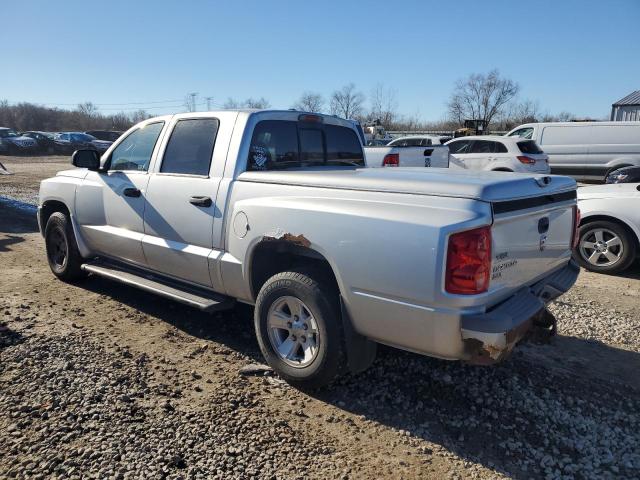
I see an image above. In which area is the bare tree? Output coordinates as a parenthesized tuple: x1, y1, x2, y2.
(223, 97, 240, 109)
(223, 97, 271, 109)
(540, 111, 574, 123)
(77, 102, 98, 117)
(330, 83, 365, 119)
(369, 83, 398, 127)
(447, 70, 519, 127)
(129, 110, 149, 124)
(243, 97, 271, 109)
(292, 91, 324, 112)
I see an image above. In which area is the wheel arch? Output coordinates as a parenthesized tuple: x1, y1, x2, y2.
(39, 200, 71, 233)
(248, 239, 342, 301)
(580, 214, 640, 251)
(247, 238, 376, 374)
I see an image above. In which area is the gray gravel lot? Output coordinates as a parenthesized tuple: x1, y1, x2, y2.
(1, 158, 640, 479)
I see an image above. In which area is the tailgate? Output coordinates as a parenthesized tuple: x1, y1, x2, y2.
(490, 190, 576, 292)
(423, 146, 450, 168)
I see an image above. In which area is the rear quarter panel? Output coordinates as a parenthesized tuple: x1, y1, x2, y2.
(221, 180, 493, 356)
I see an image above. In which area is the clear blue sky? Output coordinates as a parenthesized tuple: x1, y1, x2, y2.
(2, 0, 638, 121)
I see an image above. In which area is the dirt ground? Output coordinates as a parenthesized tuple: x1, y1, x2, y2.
(1, 156, 639, 479)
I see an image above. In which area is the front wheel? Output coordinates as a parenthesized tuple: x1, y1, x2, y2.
(44, 212, 87, 281)
(254, 270, 346, 389)
(574, 220, 636, 274)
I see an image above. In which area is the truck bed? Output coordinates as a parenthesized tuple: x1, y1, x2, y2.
(238, 168, 576, 202)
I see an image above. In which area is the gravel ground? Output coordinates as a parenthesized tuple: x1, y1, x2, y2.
(0, 155, 69, 204)
(1, 162, 640, 479)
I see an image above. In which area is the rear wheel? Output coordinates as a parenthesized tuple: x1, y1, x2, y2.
(44, 212, 87, 281)
(254, 269, 346, 389)
(574, 220, 636, 274)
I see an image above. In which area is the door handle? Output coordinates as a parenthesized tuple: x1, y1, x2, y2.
(189, 196, 212, 207)
(123, 187, 141, 198)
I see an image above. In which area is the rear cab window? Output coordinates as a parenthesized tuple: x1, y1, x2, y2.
(247, 118, 364, 170)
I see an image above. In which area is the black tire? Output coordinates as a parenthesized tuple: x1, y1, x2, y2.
(574, 220, 636, 274)
(44, 212, 87, 281)
(254, 270, 346, 389)
(492, 168, 513, 172)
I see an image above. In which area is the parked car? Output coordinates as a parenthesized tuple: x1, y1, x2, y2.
(507, 121, 640, 180)
(85, 130, 124, 142)
(38, 110, 579, 388)
(54, 132, 112, 154)
(575, 182, 640, 273)
(366, 138, 390, 146)
(364, 143, 449, 167)
(21, 131, 59, 154)
(0, 127, 38, 155)
(387, 135, 449, 147)
(605, 165, 640, 184)
(445, 136, 550, 173)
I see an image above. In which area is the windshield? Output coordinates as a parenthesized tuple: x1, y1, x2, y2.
(0, 129, 18, 138)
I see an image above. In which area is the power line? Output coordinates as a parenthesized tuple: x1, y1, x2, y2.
(4, 98, 186, 107)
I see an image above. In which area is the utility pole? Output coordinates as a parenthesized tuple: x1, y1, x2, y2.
(205, 96, 213, 111)
(189, 92, 197, 112)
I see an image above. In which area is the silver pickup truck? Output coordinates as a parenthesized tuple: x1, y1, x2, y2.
(38, 110, 580, 388)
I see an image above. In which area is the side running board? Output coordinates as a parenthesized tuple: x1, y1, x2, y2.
(81, 261, 235, 312)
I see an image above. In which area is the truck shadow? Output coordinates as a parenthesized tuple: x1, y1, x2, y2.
(80, 277, 640, 478)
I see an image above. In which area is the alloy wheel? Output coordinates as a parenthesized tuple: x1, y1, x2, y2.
(266, 296, 320, 368)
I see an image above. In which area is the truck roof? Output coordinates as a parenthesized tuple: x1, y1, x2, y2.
(143, 110, 355, 128)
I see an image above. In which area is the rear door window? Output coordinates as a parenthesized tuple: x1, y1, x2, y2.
(469, 140, 493, 154)
(160, 118, 219, 175)
(494, 142, 508, 153)
(518, 141, 544, 154)
(448, 140, 472, 154)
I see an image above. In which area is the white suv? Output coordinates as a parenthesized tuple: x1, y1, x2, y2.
(445, 136, 550, 173)
(387, 135, 451, 147)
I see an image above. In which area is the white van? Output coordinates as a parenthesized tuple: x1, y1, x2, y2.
(506, 122, 640, 179)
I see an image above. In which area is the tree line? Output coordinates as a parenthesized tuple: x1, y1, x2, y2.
(1, 70, 580, 133)
(0, 100, 147, 133)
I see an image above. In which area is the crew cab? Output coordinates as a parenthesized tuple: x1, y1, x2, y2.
(38, 110, 579, 388)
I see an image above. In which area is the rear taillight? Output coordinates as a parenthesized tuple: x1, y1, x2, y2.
(382, 153, 399, 167)
(445, 226, 492, 295)
(571, 206, 581, 249)
(517, 155, 536, 164)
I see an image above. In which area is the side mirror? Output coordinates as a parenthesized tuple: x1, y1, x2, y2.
(71, 149, 101, 171)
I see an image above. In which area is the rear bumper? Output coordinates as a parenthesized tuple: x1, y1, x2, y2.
(460, 259, 579, 364)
